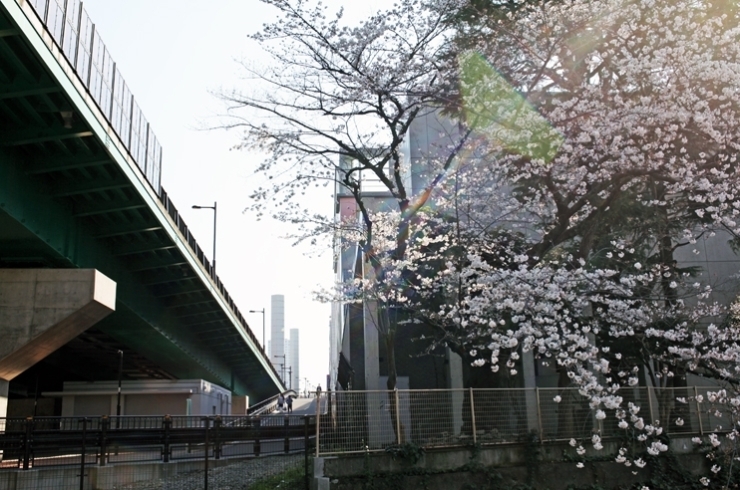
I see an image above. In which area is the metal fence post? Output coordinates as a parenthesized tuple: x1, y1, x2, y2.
(284, 416, 291, 454)
(394, 389, 401, 445)
(254, 416, 261, 457)
(304, 416, 310, 490)
(315, 392, 321, 457)
(99, 415, 109, 466)
(162, 415, 171, 463)
(214, 416, 222, 460)
(647, 386, 656, 423)
(470, 388, 477, 444)
(695, 386, 704, 435)
(79, 417, 88, 490)
(203, 417, 210, 490)
(22, 416, 33, 470)
(535, 388, 544, 443)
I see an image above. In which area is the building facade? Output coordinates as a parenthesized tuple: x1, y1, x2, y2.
(44, 379, 235, 417)
(329, 110, 464, 394)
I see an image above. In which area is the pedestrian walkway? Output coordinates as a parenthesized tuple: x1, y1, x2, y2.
(268, 396, 316, 416)
(290, 397, 316, 415)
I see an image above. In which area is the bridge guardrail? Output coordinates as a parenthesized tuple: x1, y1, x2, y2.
(27, 0, 162, 194)
(0, 414, 313, 468)
(0, 414, 312, 489)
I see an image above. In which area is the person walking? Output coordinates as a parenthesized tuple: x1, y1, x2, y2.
(286, 395, 293, 413)
(277, 393, 285, 412)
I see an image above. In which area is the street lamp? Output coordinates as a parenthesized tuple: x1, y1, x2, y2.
(191, 201, 217, 272)
(274, 354, 286, 384)
(248, 308, 266, 349)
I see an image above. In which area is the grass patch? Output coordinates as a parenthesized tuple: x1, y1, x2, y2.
(249, 465, 305, 490)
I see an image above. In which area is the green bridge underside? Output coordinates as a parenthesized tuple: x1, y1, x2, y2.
(0, 2, 280, 401)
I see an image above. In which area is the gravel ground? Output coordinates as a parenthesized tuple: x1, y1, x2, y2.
(113, 454, 306, 490)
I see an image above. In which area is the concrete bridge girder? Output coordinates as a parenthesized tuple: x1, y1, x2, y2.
(0, 268, 116, 417)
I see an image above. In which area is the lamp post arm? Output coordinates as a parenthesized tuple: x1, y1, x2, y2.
(212, 201, 217, 271)
(249, 308, 267, 349)
(191, 203, 217, 272)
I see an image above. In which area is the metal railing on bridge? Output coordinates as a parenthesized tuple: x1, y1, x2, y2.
(0, 414, 313, 490)
(27, 0, 162, 194)
(315, 386, 730, 456)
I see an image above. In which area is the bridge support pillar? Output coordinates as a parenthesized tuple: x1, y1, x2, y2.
(0, 269, 116, 417)
(0, 379, 7, 421)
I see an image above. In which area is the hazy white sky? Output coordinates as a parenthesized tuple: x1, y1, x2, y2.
(76, 0, 379, 393)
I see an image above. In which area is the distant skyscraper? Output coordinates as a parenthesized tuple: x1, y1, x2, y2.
(271, 295, 286, 383)
(288, 329, 300, 392)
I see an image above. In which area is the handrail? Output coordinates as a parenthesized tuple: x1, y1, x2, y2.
(248, 390, 299, 416)
(0, 414, 315, 470)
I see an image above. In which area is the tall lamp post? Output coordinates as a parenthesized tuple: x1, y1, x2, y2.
(248, 308, 266, 349)
(274, 354, 286, 385)
(116, 350, 123, 428)
(191, 201, 217, 272)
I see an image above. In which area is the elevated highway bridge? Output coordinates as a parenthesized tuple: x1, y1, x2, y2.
(0, 0, 283, 415)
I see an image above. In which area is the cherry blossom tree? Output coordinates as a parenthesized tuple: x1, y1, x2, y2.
(386, 0, 740, 483)
(339, 0, 740, 482)
(233, 0, 740, 482)
(223, 0, 477, 415)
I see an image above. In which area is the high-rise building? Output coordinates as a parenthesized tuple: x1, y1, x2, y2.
(288, 329, 300, 392)
(270, 295, 286, 383)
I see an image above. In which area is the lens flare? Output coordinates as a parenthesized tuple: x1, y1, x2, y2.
(459, 51, 563, 164)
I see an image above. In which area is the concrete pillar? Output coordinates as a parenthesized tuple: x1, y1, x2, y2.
(446, 348, 464, 436)
(522, 350, 539, 433)
(0, 269, 116, 417)
(232, 395, 249, 415)
(0, 379, 7, 422)
(314, 457, 331, 490)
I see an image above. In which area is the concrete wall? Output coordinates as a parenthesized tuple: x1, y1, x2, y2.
(314, 437, 707, 490)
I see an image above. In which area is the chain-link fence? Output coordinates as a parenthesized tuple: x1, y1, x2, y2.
(315, 386, 729, 456)
(0, 415, 312, 490)
(0, 388, 730, 486)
